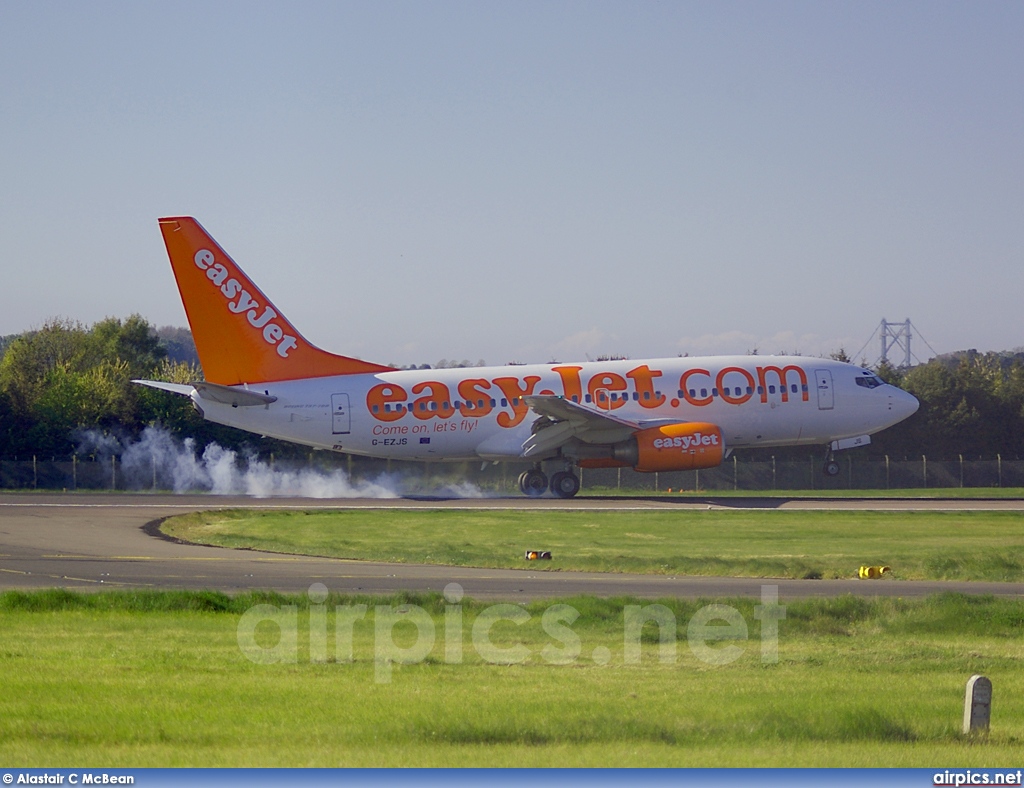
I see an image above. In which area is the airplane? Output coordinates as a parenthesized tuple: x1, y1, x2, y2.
(136, 217, 920, 498)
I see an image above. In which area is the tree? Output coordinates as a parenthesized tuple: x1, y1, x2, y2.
(0, 317, 169, 456)
(90, 315, 167, 379)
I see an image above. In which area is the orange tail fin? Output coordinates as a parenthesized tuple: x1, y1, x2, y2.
(158, 217, 394, 385)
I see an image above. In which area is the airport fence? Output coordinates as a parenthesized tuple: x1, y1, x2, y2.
(2, 453, 1023, 493)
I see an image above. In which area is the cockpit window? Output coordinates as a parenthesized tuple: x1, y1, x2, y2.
(855, 375, 884, 389)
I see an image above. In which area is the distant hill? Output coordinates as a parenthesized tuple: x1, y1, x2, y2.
(0, 333, 19, 362)
(931, 348, 1024, 370)
(156, 326, 199, 366)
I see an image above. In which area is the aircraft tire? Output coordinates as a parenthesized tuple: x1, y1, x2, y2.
(824, 460, 841, 477)
(520, 469, 548, 496)
(550, 471, 580, 499)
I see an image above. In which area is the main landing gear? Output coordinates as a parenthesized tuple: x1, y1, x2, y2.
(518, 466, 581, 498)
(549, 470, 581, 498)
(518, 468, 548, 497)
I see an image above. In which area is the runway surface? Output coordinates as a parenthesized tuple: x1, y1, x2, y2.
(2, 492, 1023, 600)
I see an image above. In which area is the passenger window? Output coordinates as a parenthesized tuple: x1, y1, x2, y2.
(490, 398, 496, 407)
(769, 386, 776, 394)
(712, 388, 718, 397)
(585, 395, 592, 403)
(688, 389, 696, 398)
(791, 384, 798, 393)
(570, 395, 578, 403)
(757, 386, 764, 395)
(747, 387, 753, 395)
(700, 388, 707, 398)
(372, 405, 379, 413)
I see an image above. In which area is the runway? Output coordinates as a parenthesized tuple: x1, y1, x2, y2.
(2, 492, 1023, 600)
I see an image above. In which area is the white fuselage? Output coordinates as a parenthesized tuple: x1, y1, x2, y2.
(192, 355, 919, 462)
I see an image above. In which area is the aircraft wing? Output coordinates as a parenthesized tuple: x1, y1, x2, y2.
(521, 395, 681, 458)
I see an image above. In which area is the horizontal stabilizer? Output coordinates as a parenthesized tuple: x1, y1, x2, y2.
(133, 380, 277, 407)
(192, 382, 278, 407)
(133, 380, 194, 397)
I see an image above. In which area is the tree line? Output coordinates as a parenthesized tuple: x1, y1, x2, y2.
(870, 350, 1024, 460)
(0, 317, 235, 459)
(1, 316, 1022, 461)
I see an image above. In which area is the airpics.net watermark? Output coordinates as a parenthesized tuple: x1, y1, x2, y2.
(237, 583, 786, 683)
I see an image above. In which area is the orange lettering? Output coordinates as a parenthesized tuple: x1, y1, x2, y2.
(680, 368, 713, 407)
(756, 365, 808, 403)
(367, 383, 407, 422)
(493, 376, 541, 427)
(411, 381, 456, 420)
(552, 366, 584, 403)
(587, 372, 628, 411)
(716, 366, 755, 405)
(457, 378, 494, 418)
(626, 365, 666, 409)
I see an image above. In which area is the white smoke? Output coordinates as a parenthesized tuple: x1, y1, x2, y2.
(75, 426, 492, 498)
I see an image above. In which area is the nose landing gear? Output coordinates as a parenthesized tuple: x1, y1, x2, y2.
(823, 450, 841, 477)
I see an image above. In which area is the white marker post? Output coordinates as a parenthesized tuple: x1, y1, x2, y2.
(963, 675, 992, 735)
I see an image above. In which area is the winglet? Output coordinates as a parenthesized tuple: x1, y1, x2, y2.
(158, 217, 395, 385)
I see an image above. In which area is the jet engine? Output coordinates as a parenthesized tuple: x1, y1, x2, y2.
(605, 422, 725, 472)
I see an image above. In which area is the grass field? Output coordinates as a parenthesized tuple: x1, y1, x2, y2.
(584, 487, 1024, 499)
(162, 508, 1024, 581)
(1, 589, 1022, 766)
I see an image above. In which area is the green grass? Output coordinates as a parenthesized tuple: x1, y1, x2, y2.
(581, 487, 1024, 499)
(162, 509, 1024, 582)
(1, 590, 1022, 766)
(4, 486, 1024, 498)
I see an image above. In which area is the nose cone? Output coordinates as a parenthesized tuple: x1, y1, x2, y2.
(893, 387, 919, 422)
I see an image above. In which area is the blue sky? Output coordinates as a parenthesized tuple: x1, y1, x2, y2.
(1, 1, 1021, 366)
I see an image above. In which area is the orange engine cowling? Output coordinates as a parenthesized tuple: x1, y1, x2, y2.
(625, 422, 725, 472)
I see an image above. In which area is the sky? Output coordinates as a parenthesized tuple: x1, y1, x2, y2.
(1, 1, 1021, 368)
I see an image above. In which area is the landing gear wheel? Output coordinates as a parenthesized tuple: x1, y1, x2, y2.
(549, 471, 580, 499)
(519, 468, 548, 497)
(824, 460, 841, 477)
